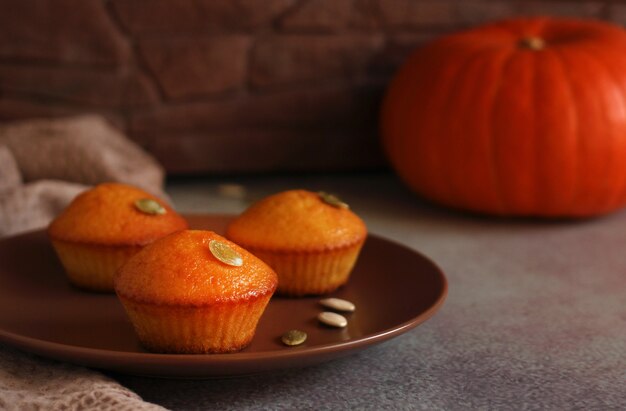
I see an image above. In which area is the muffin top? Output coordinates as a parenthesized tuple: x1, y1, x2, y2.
(48, 182, 188, 246)
(226, 190, 367, 252)
(115, 230, 278, 305)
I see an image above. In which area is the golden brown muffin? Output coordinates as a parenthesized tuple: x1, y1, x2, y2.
(114, 230, 278, 354)
(226, 190, 367, 296)
(48, 183, 188, 292)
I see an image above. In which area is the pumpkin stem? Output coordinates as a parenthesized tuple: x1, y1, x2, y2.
(518, 36, 545, 51)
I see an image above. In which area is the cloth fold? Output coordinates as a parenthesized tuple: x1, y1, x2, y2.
(0, 115, 166, 237)
(0, 344, 164, 411)
(0, 115, 169, 409)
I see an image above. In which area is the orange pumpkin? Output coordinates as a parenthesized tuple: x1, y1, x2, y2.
(381, 17, 626, 217)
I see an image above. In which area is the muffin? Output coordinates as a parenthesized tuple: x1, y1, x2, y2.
(226, 190, 367, 296)
(114, 230, 278, 354)
(48, 183, 188, 292)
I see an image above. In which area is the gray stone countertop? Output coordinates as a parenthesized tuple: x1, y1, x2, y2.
(113, 172, 626, 410)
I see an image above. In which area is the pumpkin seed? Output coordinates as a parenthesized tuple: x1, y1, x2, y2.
(217, 183, 247, 200)
(134, 198, 166, 215)
(209, 240, 243, 267)
(281, 329, 307, 346)
(318, 191, 349, 209)
(319, 298, 355, 313)
(318, 311, 348, 328)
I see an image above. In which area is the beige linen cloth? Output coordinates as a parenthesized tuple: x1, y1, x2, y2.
(0, 115, 166, 237)
(0, 116, 165, 410)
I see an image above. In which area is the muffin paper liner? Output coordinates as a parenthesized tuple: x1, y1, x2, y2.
(51, 240, 141, 292)
(117, 294, 273, 354)
(250, 241, 365, 296)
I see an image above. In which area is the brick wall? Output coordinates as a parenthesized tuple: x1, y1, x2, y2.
(0, 0, 623, 174)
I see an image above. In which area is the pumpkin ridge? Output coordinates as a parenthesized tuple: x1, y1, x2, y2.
(398, 39, 469, 204)
(578, 44, 626, 211)
(530, 47, 546, 213)
(500, 50, 537, 214)
(583, 45, 621, 213)
(542, 47, 582, 214)
(551, 47, 581, 215)
(437, 45, 491, 207)
(487, 47, 517, 214)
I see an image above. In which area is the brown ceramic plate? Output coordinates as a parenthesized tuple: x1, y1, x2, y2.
(0, 214, 447, 378)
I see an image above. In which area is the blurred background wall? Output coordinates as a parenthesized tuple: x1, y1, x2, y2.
(0, 0, 623, 174)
